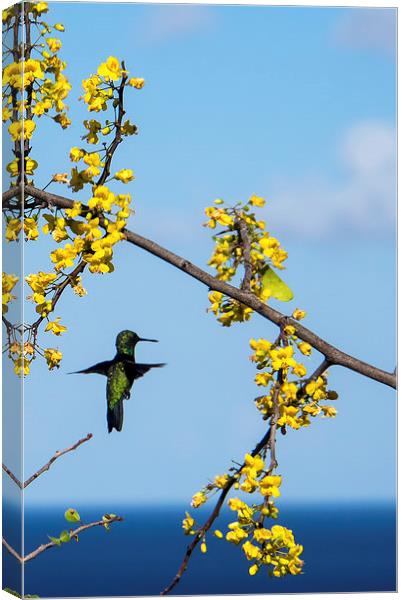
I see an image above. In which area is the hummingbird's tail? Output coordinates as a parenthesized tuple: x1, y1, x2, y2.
(107, 401, 124, 433)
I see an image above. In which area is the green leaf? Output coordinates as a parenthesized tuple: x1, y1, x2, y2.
(59, 530, 71, 543)
(262, 267, 294, 302)
(48, 535, 61, 546)
(64, 508, 81, 523)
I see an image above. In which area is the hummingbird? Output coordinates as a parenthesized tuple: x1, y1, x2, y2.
(70, 330, 165, 433)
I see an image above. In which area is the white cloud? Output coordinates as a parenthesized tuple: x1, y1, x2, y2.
(267, 121, 396, 239)
(333, 8, 396, 57)
(141, 5, 214, 44)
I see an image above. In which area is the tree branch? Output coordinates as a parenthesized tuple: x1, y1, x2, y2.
(2, 515, 123, 564)
(5, 185, 396, 389)
(235, 216, 252, 291)
(2, 433, 93, 489)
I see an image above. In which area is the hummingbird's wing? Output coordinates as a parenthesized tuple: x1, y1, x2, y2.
(69, 360, 113, 376)
(106, 362, 131, 433)
(124, 362, 166, 383)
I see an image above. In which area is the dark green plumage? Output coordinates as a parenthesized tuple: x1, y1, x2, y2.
(70, 330, 165, 433)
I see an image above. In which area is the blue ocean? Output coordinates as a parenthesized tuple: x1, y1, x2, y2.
(3, 502, 396, 597)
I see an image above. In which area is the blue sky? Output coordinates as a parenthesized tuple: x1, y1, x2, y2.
(6, 3, 396, 508)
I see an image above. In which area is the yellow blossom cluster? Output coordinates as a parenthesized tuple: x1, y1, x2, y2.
(250, 318, 338, 429)
(3, 3, 71, 182)
(2, 272, 19, 314)
(182, 329, 338, 579)
(204, 195, 289, 326)
(3, 7, 142, 375)
(184, 450, 303, 578)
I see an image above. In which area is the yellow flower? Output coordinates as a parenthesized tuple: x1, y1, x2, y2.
(121, 120, 138, 136)
(81, 217, 103, 242)
(182, 512, 195, 534)
(14, 357, 30, 377)
(191, 491, 207, 508)
(71, 276, 87, 297)
(226, 526, 248, 545)
(243, 454, 265, 476)
(249, 564, 259, 576)
(44, 348, 63, 370)
(32, 2, 48, 16)
(255, 372, 272, 386)
(114, 168, 134, 183)
(305, 377, 327, 401)
(88, 187, 115, 213)
(83, 152, 101, 167)
(298, 342, 311, 356)
(8, 119, 36, 141)
(83, 119, 102, 144)
(321, 406, 337, 418)
(26, 158, 38, 174)
(52, 172, 69, 184)
(6, 218, 22, 242)
(65, 202, 82, 218)
(97, 56, 122, 81)
(208, 291, 223, 315)
(2, 106, 12, 121)
(249, 194, 266, 207)
(214, 474, 229, 488)
(54, 23, 65, 32)
(240, 476, 258, 494)
(45, 317, 67, 336)
(228, 498, 249, 512)
(6, 160, 19, 177)
(292, 308, 306, 321)
(292, 363, 307, 378)
(70, 147, 85, 162)
(54, 112, 71, 129)
(46, 38, 62, 53)
(250, 338, 272, 359)
(2, 273, 19, 314)
(200, 542, 207, 553)
(259, 474, 282, 498)
(242, 541, 262, 561)
(253, 528, 272, 543)
(50, 243, 78, 271)
(278, 405, 302, 430)
(270, 346, 296, 371)
(23, 217, 39, 240)
(214, 530, 223, 539)
(128, 77, 145, 89)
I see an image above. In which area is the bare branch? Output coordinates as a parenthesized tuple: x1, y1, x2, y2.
(5, 185, 396, 390)
(1, 464, 22, 488)
(2, 433, 93, 489)
(2, 538, 22, 562)
(2, 515, 123, 564)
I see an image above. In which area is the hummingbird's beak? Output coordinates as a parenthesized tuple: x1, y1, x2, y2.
(139, 337, 158, 343)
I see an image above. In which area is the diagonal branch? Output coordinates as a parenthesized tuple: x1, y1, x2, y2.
(2, 515, 123, 564)
(2, 433, 93, 489)
(4, 185, 396, 389)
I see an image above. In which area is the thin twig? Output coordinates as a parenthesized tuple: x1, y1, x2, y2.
(4, 185, 397, 390)
(2, 433, 93, 489)
(2, 538, 22, 562)
(2, 515, 123, 564)
(96, 64, 128, 186)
